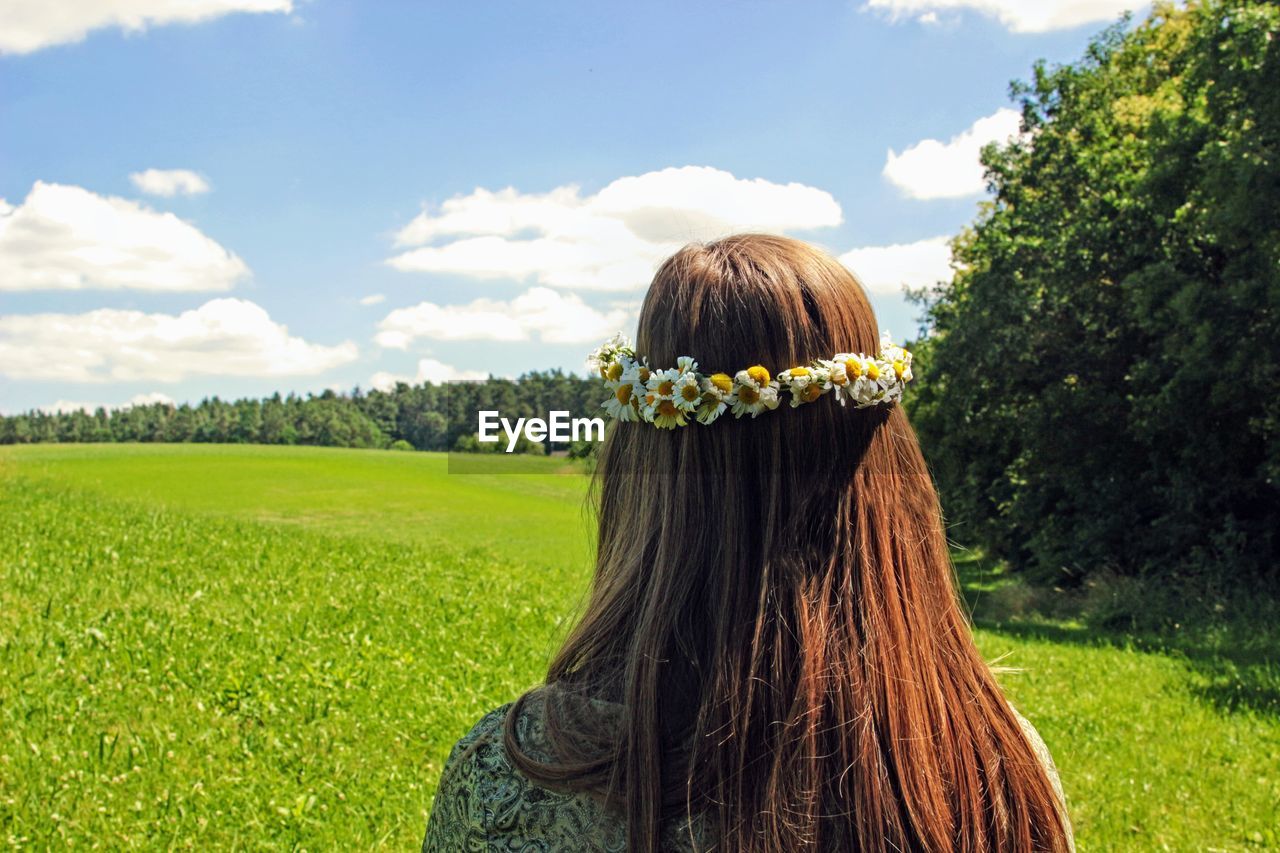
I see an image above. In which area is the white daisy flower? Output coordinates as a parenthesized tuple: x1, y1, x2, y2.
(645, 367, 680, 398)
(825, 356, 850, 383)
(875, 358, 899, 392)
(839, 355, 884, 408)
(601, 384, 639, 421)
(598, 355, 643, 421)
(635, 367, 668, 422)
(673, 373, 703, 413)
(694, 372, 733, 425)
(730, 366, 781, 418)
(777, 365, 809, 387)
(599, 353, 632, 385)
(645, 357, 700, 417)
(702, 372, 733, 401)
(822, 356, 852, 405)
(696, 399, 728, 425)
(779, 364, 830, 407)
(587, 333, 635, 378)
(830, 355, 863, 404)
(891, 353, 913, 385)
(650, 398, 688, 429)
(879, 335, 914, 384)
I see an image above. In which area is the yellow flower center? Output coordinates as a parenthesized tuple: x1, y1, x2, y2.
(598, 364, 609, 379)
(709, 373, 733, 394)
(789, 366, 811, 378)
(845, 358, 862, 379)
(680, 383, 700, 402)
(801, 384, 823, 402)
(657, 400, 679, 418)
(737, 385, 760, 405)
(638, 367, 651, 384)
(644, 393, 656, 406)
(614, 384, 632, 404)
(746, 365, 771, 386)
(866, 363, 880, 381)
(893, 360, 906, 378)
(606, 362, 624, 381)
(657, 380, 675, 396)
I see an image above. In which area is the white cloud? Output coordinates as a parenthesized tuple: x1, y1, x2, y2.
(388, 166, 842, 291)
(367, 372, 401, 392)
(375, 287, 634, 348)
(42, 392, 176, 414)
(359, 293, 386, 306)
(883, 108, 1021, 200)
(0, 0, 293, 55)
(839, 236, 953, 295)
(369, 358, 489, 391)
(0, 181, 248, 292)
(863, 0, 1141, 33)
(0, 298, 358, 383)
(129, 169, 211, 197)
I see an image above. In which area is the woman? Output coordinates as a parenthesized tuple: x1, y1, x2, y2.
(423, 234, 1072, 852)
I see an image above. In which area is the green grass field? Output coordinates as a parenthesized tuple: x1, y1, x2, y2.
(1, 444, 1276, 850)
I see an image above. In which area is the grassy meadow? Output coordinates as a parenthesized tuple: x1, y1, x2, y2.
(0, 444, 1276, 850)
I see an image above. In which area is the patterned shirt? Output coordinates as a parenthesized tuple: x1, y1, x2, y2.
(422, 691, 1071, 852)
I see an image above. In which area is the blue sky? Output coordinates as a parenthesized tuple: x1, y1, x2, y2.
(0, 0, 1146, 413)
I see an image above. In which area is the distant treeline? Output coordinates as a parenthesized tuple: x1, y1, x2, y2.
(0, 371, 603, 453)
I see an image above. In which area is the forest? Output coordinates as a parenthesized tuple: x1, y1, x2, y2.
(0, 372, 602, 454)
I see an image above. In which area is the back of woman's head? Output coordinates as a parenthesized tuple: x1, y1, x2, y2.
(506, 234, 1070, 852)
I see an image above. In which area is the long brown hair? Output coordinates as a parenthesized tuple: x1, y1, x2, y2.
(504, 234, 1069, 851)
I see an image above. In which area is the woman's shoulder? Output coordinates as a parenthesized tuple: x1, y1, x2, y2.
(420, 704, 511, 852)
(422, 691, 629, 852)
(1008, 707, 1065, 799)
(450, 701, 512, 758)
(1009, 706, 1075, 851)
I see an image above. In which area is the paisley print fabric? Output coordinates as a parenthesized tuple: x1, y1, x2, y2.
(421, 693, 1070, 851)
(421, 695, 626, 852)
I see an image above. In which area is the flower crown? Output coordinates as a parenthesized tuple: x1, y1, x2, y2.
(587, 333, 913, 429)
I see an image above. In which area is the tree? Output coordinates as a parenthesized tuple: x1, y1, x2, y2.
(908, 1, 1279, 585)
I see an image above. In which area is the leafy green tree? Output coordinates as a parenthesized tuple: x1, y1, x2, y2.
(909, 1, 1279, 585)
